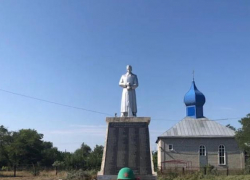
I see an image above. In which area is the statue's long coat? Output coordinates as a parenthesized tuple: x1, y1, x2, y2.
(119, 73, 138, 116)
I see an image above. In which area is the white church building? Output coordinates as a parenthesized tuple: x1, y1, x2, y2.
(156, 80, 245, 171)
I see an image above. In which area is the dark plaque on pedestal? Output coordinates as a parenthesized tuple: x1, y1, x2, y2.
(117, 127, 129, 168)
(139, 127, 151, 174)
(103, 118, 153, 176)
(103, 126, 118, 175)
(128, 127, 139, 174)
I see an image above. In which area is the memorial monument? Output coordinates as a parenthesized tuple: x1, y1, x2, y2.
(119, 65, 138, 117)
(97, 65, 157, 180)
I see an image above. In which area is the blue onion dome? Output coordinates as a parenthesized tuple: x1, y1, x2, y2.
(184, 81, 206, 106)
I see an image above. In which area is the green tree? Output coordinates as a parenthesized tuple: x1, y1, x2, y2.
(7, 129, 44, 176)
(13, 129, 43, 164)
(61, 151, 74, 169)
(67, 143, 92, 170)
(152, 151, 158, 171)
(72, 148, 86, 169)
(80, 142, 91, 157)
(226, 124, 236, 131)
(1, 127, 105, 173)
(52, 160, 65, 175)
(0, 126, 70, 176)
(87, 145, 103, 170)
(236, 114, 250, 169)
(0, 125, 12, 167)
(41, 141, 62, 166)
(236, 114, 250, 152)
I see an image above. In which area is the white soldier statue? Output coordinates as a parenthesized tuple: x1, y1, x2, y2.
(119, 65, 139, 117)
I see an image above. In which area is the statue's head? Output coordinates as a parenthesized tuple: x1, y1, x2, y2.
(126, 65, 132, 73)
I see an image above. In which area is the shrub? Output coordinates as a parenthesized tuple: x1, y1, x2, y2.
(66, 169, 97, 180)
(1, 166, 8, 171)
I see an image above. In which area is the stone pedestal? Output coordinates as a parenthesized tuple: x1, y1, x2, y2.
(97, 117, 157, 180)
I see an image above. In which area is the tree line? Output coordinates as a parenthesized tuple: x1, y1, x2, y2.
(0, 126, 103, 176)
(235, 114, 250, 169)
(0, 113, 250, 176)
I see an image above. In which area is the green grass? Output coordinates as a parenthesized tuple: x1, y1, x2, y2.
(1, 170, 250, 180)
(158, 172, 250, 180)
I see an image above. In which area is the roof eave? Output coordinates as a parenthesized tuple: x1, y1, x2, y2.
(157, 135, 235, 139)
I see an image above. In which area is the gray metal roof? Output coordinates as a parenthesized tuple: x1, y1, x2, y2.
(159, 117, 235, 138)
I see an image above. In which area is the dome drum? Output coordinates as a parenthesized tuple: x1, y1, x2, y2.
(184, 81, 205, 119)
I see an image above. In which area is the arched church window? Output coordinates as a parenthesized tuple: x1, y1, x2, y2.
(218, 145, 226, 165)
(199, 145, 206, 156)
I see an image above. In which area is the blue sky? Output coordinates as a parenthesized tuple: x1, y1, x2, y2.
(0, 0, 249, 152)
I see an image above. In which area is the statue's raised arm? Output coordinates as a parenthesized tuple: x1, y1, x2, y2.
(119, 65, 139, 117)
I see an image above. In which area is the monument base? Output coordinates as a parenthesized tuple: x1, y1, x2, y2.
(97, 117, 157, 180)
(97, 175, 157, 180)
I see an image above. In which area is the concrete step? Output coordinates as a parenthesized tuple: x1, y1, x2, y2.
(97, 175, 157, 180)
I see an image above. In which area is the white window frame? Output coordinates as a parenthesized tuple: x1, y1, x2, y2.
(218, 145, 226, 165)
(169, 144, 173, 151)
(199, 145, 206, 156)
